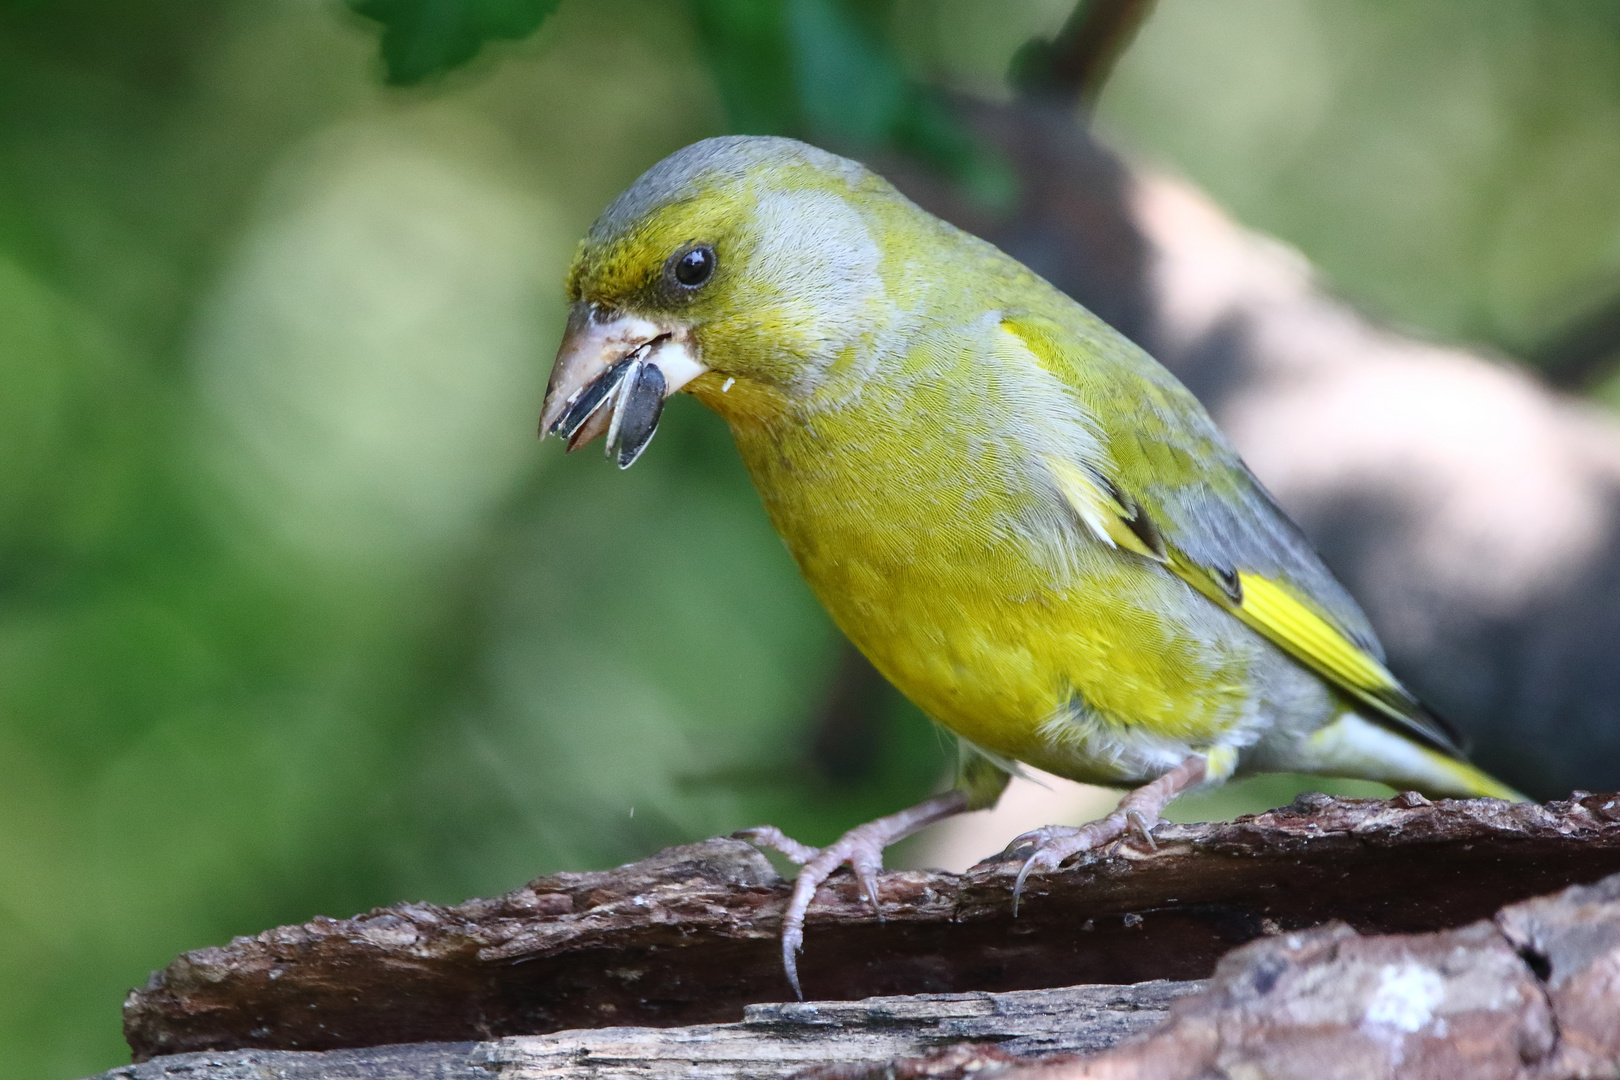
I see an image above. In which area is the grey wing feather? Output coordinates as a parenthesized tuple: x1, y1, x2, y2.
(1151, 456, 1385, 661)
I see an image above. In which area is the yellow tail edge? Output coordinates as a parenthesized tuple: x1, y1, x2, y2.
(1425, 757, 1522, 806)
(1306, 713, 1530, 803)
(1419, 749, 1529, 803)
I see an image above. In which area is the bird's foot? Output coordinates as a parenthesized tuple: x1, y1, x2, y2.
(1004, 754, 1209, 912)
(734, 790, 969, 999)
(1006, 814, 1139, 912)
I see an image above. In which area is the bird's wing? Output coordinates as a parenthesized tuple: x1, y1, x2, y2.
(1000, 313, 1465, 757)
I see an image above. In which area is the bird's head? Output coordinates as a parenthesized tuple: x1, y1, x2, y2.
(540, 136, 905, 467)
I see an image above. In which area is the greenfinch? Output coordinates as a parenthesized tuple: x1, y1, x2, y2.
(539, 136, 1524, 998)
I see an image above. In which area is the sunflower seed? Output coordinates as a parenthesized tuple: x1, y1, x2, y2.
(608, 361, 667, 469)
(549, 356, 634, 441)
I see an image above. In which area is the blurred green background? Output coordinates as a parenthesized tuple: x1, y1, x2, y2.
(4, 1, 1620, 1076)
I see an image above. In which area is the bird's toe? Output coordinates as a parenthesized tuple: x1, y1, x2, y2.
(734, 825, 822, 866)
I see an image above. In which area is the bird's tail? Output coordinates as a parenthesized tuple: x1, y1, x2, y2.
(1305, 713, 1529, 802)
(1419, 752, 1527, 802)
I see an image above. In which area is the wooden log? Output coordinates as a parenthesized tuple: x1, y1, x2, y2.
(812, 873, 1620, 1080)
(123, 793, 1620, 1061)
(97, 981, 1198, 1080)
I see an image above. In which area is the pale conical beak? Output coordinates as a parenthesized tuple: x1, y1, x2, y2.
(539, 302, 707, 468)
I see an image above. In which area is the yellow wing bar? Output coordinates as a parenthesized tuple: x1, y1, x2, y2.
(1232, 572, 1396, 696)
(1167, 554, 1459, 754)
(1040, 445, 1461, 755)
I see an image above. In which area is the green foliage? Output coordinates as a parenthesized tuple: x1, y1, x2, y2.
(1100, 0, 1620, 355)
(343, 0, 1006, 196)
(0, 261, 131, 583)
(347, 0, 563, 84)
(684, 0, 800, 134)
(783, 0, 907, 141)
(683, 0, 1010, 200)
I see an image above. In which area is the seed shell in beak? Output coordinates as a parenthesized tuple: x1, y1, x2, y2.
(548, 355, 635, 442)
(606, 361, 667, 469)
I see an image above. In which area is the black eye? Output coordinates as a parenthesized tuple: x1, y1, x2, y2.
(671, 245, 716, 288)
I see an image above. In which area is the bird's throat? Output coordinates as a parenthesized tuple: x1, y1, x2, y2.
(685, 370, 797, 429)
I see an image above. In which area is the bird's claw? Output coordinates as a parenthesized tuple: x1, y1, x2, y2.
(737, 822, 892, 999)
(735, 791, 971, 999)
(778, 919, 805, 999)
(1013, 847, 1067, 915)
(1005, 808, 1161, 913)
(1125, 808, 1159, 851)
(1007, 824, 1091, 915)
(1002, 761, 1205, 913)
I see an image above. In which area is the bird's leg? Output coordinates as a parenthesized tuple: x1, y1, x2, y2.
(1005, 754, 1208, 909)
(735, 789, 971, 999)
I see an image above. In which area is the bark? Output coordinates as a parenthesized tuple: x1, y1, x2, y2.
(96, 981, 1197, 1080)
(122, 793, 1620, 1062)
(814, 873, 1620, 1080)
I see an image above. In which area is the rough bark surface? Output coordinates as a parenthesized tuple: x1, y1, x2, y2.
(816, 872, 1620, 1080)
(96, 981, 1197, 1080)
(124, 794, 1620, 1062)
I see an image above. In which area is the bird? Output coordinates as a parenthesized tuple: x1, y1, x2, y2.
(537, 135, 1525, 999)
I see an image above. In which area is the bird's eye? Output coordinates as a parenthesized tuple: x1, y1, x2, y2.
(671, 245, 716, 289)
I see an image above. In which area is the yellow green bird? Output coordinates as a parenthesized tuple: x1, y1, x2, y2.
(539, 135, 1524, 998)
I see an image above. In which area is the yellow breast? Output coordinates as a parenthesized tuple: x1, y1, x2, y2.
(696, 374, 1253, 785)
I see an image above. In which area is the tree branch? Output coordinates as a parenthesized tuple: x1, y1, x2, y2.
(1010, 0, 1157, 111)
(1533, 288, 1620, 391)
(100, 981, 1197, 1080)
(122, 793, 1620, 1061)
(816, 873, 1620, 1080)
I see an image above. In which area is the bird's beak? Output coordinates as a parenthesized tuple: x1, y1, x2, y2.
(539, 302, 707, 468)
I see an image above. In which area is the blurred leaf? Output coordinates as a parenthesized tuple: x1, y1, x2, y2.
(347, 0, 562, 85)
(687, 0, 1011, 204)
(0, 257, 144, 593)
(785, 0, 906, 142)
(685, 0, 801, 134)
